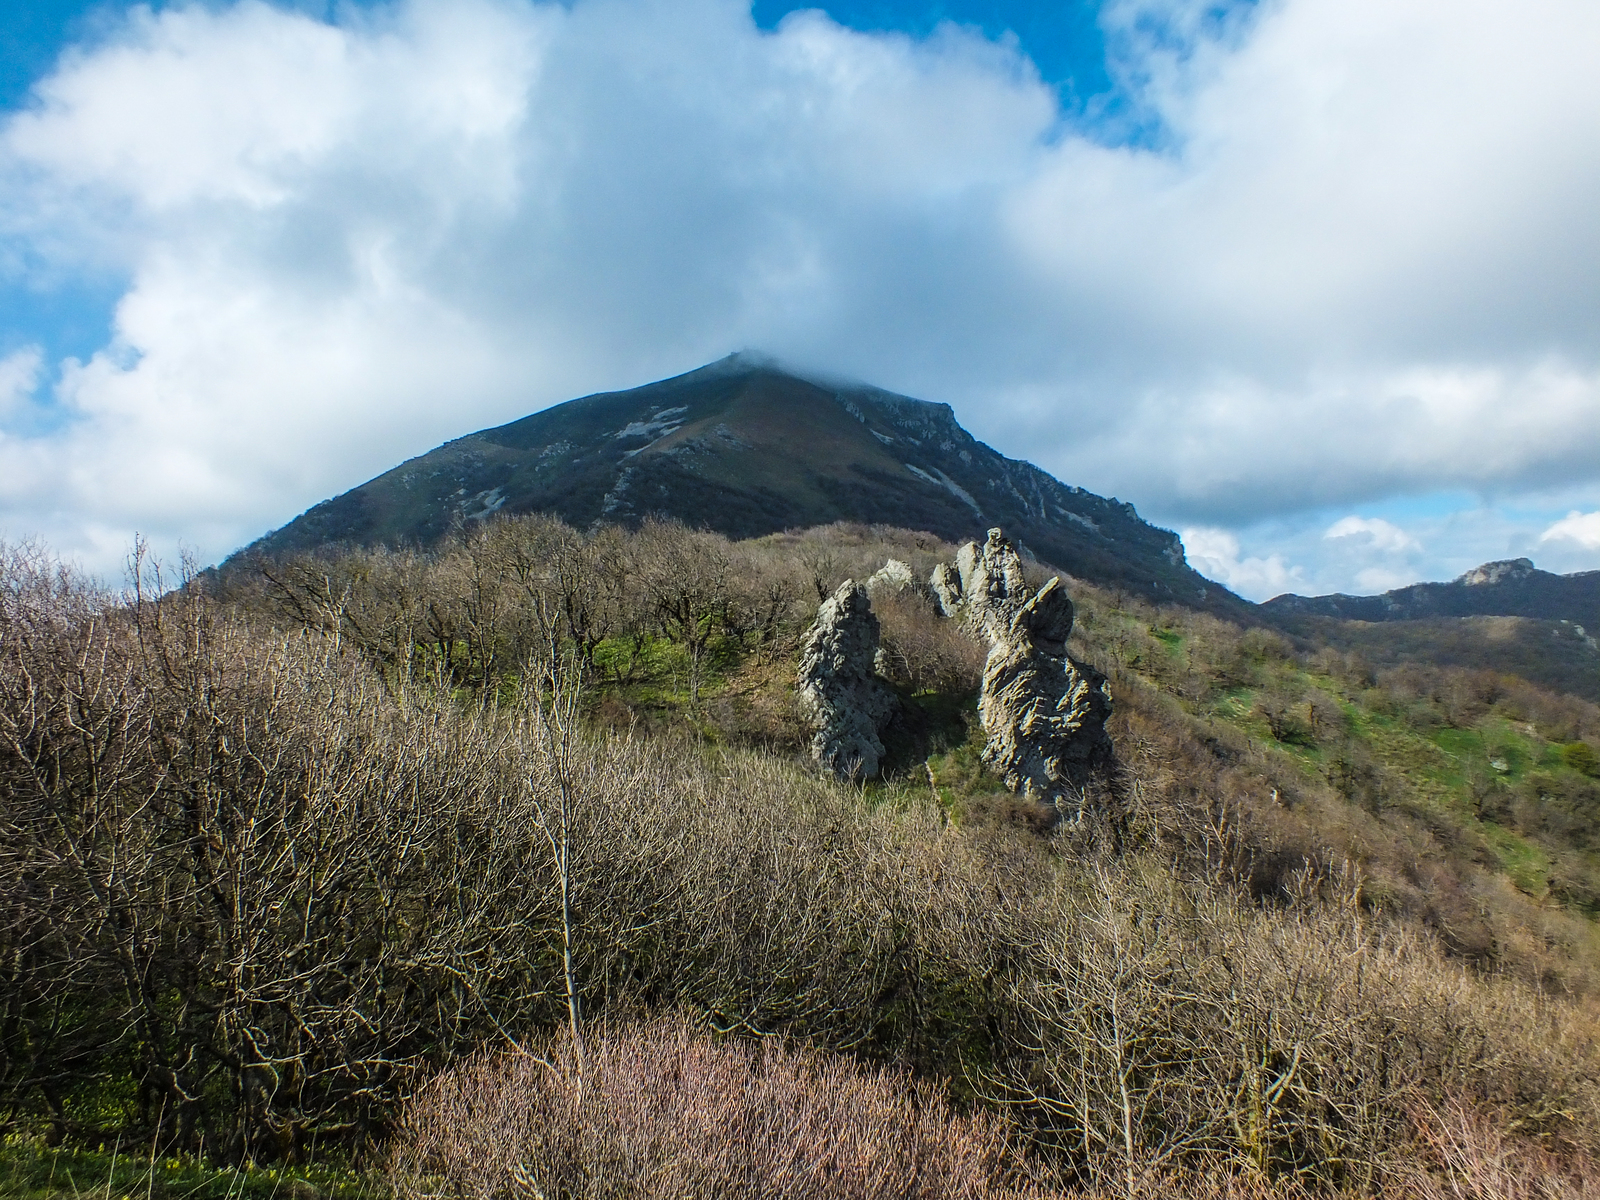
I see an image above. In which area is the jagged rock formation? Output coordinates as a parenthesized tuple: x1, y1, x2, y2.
(929, 528, 1031, 641)
(935, 529, 1114, 815)
(796, 581, 896, 782)
(979, 579, 1114, 816)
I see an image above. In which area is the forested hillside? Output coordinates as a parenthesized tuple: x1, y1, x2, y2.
(4, 521, 1599, 1199)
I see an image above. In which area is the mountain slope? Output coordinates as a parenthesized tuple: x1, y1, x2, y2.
(236, 354, 1245, 615)
(1280, 614, 1600, 702)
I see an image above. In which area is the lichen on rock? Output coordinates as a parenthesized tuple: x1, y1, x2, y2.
(796, 580, 897, 782)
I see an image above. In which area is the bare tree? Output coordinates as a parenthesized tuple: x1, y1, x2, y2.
(632, 520, 736, 707)
(524, 652, 589, 1079)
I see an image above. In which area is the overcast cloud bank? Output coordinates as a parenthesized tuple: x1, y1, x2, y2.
(0, 0, 1597, 595)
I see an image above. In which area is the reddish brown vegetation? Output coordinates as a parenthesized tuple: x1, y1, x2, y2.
(388, 1018, 1028, 1200)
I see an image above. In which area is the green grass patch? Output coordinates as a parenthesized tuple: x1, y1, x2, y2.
(1480, 824, 1553, 896)
(0, 1141, 381, 1200)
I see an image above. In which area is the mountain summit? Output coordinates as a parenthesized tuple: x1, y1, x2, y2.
(239, 354, 1234, 610)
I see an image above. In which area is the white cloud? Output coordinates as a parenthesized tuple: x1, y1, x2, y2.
(1324, 515, 1420, 554)
(0, 0, 1596, 578)
(0, 346, 41, 419)
(1541, 510, 1600, 552)
(1180, 526, 1305, 601)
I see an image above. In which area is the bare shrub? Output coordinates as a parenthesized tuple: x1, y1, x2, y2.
(876, 588, 987, 694)
(1048, 1163, 1319, 1198)
(0, 543, 607, 1158)
(767, 523, 958, 599)
(481, 515, 633, 673)
(721, 541, 809, 661)
(0, 540, 1018, 1157)
(1253, 687, 1317, 746)
(972, 858, 1600, 1193)
(1394, 1098, 1600, 1199)
(12, 528, 1600, 1189)
(238, 544, 435, 686)
(388, 1017, 1027, 1200)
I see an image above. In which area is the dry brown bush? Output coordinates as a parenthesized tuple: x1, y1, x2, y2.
(1050, 1164, 1318, 1199)
(0, 542, 590, 1157)
(875, 587, 988, 694)
(763, 523, 958, 602)
(9, 531, 1600, 1188)
(958, 852, 1600, 1193)
(388, 1016, 1030, 1200)
(1393, 1098, 1600, 1199)
(0, 539, 1013, 1154)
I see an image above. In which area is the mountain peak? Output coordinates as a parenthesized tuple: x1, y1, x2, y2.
(696, 348, 784, 376)
(231, 358, 1245, 615)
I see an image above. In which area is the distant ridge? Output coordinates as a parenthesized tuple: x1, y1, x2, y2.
(232, 353, 1246, 615)
(1264, 558, 1600, 633)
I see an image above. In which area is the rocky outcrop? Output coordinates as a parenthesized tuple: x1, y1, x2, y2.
(865, 558, 914, 596)
(928, 528, 1031, 641)
(796, 580, 896, 782)
(930, 562, 964, 617)
(935, 529, 1114, 815)
(979, 578, 1114, 816)
(1459, 558, 1537, 587)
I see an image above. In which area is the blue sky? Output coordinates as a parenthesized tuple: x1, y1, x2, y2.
(5, 1, 1124, 116)
(1, 0, 1598, 597)
(1, 2, 119, 364)
(754, 1, 1114, 101)
(1, 0, 89, 111)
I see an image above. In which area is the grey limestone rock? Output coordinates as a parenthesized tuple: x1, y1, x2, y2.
(930, 562, 964, 616)
(796, 580, 897, 782)
(933, 529, 1114, 815)
(978, 596, 1114, 815)
(930, 528, 1032, 641)
(865, 557, 915, 596)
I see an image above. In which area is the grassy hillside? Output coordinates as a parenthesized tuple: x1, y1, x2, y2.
(1064, 584, 1600, 990)
(5, 522, 1600, 1198)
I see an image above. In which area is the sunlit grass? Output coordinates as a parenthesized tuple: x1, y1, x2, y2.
(0, 1140, 382, 1200)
